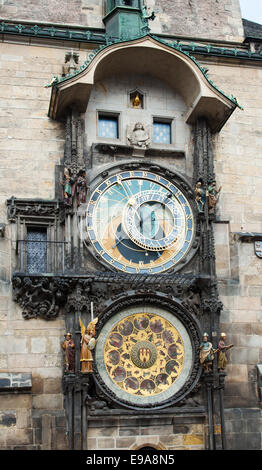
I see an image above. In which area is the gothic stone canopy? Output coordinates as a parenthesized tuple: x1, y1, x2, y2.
(48, 35, 238, 132)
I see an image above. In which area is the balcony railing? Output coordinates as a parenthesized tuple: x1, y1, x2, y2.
(16, 240, 70, 274)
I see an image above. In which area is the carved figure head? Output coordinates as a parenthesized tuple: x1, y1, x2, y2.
(134, 122, 144, 131)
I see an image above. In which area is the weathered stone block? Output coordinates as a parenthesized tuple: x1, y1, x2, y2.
(6, 428, 33, 446)
(89, 418, 119, 428)
(88, 426, 118, 438)
(43, 378, 61, 394)
(136, 435, 159, 446)
(225, 418, 245, 434)
(54, 428, 67, 450)
(140, 425, 173, 436)
(31, 337, 47, 354)
(245, 419, 262, 433)
(227, 432, 261, 450)
(32, 376, 44, 394)
(158, 434, 182, 446)
(119, 427, 139, 436)
(97, 438, 115, 449)
(182, 434, 204, 445)
(0, 411, 16, 427)
(0, 395, 32, 410)
(116, 437, 137, 449)
(230, 347, 259, 365)
(32, 394, 63, 410)
(87, 438, 97, 450)
(16, 409, 31, 429)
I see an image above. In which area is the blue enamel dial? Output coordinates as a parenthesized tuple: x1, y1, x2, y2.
(86, 170, 194, 274)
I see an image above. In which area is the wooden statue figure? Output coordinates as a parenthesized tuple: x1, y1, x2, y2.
(194, 181, 206, 213)
(207, 181, 221, 213)
(79, 316, 98, 373)
(73, 170, 87, 207)
(61, 333, 75, 373)
(62, 168, 74, 206)
(200, 333, 216, 372)
(217, 332, 234, 371)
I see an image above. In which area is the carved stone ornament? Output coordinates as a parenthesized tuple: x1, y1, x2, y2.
(255, 240, 262, 258)
(127, 122, 150, 149)
(12, 275, 75, 320)
(201, 296, 223, 315)
(6, 197, 60, 222)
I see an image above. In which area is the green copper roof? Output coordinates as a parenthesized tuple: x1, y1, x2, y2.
(46, 32, 242, 109)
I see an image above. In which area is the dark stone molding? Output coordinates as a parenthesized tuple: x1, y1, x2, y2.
(12, 275, 76, 320)
(6, 197, 61, 222)
(87, 406, 206, 418)
(233, 231, 262, 242)
(92, 142, 185, 159)
(12, 272, 211, 320)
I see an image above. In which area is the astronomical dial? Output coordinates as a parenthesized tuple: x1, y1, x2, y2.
(86, 170, 194, 273)
(95, 306, 194, 408)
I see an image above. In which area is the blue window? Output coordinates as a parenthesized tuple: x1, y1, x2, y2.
(98, 115, 119, 139)
(26, 228, 47, 273)
(153, 121, 171, 144)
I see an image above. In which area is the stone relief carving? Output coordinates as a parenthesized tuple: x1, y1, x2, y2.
(127, 122, 150, 149)
(62, 51, 79, 77)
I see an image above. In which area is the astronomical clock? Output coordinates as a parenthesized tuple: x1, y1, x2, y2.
(86, 169, 195, 274)
(84, 164, 202, 410)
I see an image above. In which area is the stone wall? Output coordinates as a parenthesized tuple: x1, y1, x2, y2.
(205, 60, 262, 413)
(224, 408, 262, 450)
(0, 0, 104, 29)
(0, 40, 89, 450)
(87, 415, 206, 450)
(0, 0, 244, 42)
(149, 0, 244, 41)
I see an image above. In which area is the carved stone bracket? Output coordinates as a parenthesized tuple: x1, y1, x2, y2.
(6, 197, 61, 222)
(12, 272, 211, 321)
(12, 275, 76, 320)
(64, 108, 85, 179)
(201, 295, 223, 316)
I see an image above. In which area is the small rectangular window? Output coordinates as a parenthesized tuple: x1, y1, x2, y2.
(98, 113, 119, 139)
(26, 227, 47, 273)
(153, 119, 172, 144)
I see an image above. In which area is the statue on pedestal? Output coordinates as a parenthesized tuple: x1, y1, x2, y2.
(62, 168, 74, 206)
(194, 180, 206, 213)
(200, 333, 216, 372)
(73, 170, 87, 206)
(61, 333, 75, 373)
(207, 181, 221, 213)
(217, 332, 234, 371)
(79, 317, 98, 373)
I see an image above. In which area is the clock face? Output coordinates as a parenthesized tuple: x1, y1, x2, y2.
(95, 305, 193, 408)
(86, 170, 194, 273)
